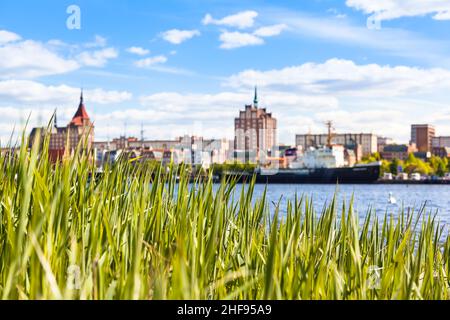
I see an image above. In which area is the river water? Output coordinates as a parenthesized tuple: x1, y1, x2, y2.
(235, 184, 450, 225)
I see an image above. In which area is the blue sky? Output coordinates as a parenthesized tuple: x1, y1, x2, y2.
(1, 0, 450, 144)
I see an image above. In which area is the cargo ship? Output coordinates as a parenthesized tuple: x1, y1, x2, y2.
(250, 163, 381, 184)
(223, 147, 381, 184)
(222, 122, 381, 184)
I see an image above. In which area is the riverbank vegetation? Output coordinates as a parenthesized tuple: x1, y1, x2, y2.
(1, 131, 450, 300)
(362, 152, 450, 177)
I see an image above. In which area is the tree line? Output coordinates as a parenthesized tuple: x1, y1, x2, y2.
(361, 152, 450, 177)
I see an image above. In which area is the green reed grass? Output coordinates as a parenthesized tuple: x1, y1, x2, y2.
(0, 127, 449, 300)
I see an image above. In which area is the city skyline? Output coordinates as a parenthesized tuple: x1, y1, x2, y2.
(1, 0, 450, 145)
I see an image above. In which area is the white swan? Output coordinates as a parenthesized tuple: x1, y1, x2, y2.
(388, 192, 397, 204)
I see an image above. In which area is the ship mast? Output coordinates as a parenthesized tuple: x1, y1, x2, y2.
(325, 120, 335, 148)
(140, 122, 145, 151)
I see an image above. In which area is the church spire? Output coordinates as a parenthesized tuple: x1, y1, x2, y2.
(253, 86, 258, 108)
(70, 89, 91, 126)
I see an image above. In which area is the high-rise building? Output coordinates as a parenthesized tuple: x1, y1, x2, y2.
(29, 91, 94, 162)
(234, 88, 277, 162)
(411, 124, 435, 152)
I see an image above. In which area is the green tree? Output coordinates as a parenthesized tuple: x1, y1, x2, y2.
(389, 158, 401, 175)
(404, 157, 432, 175)
(437, 161, 446, 177)
(429, 156, 439, 172)
(380, 160, 390, 175)
(362, 152, 381, 163)
(443, 157, 449, 174)
(373, 152, 381, 161)
(406, 152, 417, 165)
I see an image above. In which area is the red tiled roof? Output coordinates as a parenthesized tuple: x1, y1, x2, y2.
(70, 92, 90, 126)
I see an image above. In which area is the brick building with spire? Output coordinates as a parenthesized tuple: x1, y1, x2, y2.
(234, 87, 277, 163)
(29, 91, 95, 162)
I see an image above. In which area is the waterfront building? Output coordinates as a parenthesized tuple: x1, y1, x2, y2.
(411, 124, 435, 152)
(377, 136, 394, 153)
(174, 136, 213, 167)
(94, 135, 232, 168)
(94, 136, 181, 152)
(432, 136, 450, 149)
(380, 144, 417, 161)
(203, 138, 231, 164)
(234, 88, 277, 163)
(413, 151, 431, 161)
(432, 147, 450, 158)
(295, 133, 378, 158)
(29, 91, 94, 162)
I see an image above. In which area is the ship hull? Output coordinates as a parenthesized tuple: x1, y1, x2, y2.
(223, 164, 381, 184)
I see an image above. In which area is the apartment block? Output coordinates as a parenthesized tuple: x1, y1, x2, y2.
(411, 124, 435, 152)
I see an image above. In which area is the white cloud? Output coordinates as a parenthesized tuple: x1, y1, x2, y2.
(204, 12, 286, 50)
(21, 88, 439, 144)
(221, 59, 450, 142)
(138, 91, 337, 123)
(219, 31, 264, 49)
(270, 11, 449, 65)
(126, 46, 150, 56)
(0, 39, 79, 79)
(142, 65, 194, 75)
(0, 30, 21, 44)
(218, 23, 287, 49)
(346, 0, 450, 21)
(122, 91, 336, 142)
(161, 29, 200, 45)
(253, 24, 288, 37)
(134, 55, 168, 67)
(139, 91, 332, 113)
(0, 80, 132, 105)
(0, 80, 134, 142)
(434, 10, 450, 20)
(225, 58, 450, 97)
(0, 30, 120, 78)
(1, 78, 449, 144)
(327, 8, 348, 19)
(312, 109, 406, 139)
(86, 88, 133, 104)
(202, 11, 258, 29)
(46, 39, 70, 48)
(84, 35, 107, 48)
(0, 106, 76, 142)
(77, 47, 118, 67)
